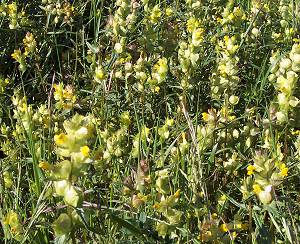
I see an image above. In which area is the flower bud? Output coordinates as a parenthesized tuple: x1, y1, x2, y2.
(229, 95, 239, 105)
(276, 111, 287, 123)
(114, 42, 123, 54)
(232, 129, 239, 139)
(251, 27, 260, 37)
(258, 185, 273, 204)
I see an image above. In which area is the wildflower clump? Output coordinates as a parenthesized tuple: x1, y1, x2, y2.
(211, 35, 240, 99)
(110, 0, 137, 54)
(41, 0, 75, 25)
(12, 94, 32, 134)
(11, 32, 37, 73)
(148, 57, 168, 92)
(176, 16, 205, 90)
(154, 172, 183, 237)
(53, 83, 76, 112)
(269, 44, 300, 124)
(276, 0, 295, 41)
(45, 114, 94, 235)
(1, 1, 300, 243)
(244, 148, 288, 205)
(53, 114, 94, 176)
(0, 2, 20, 29)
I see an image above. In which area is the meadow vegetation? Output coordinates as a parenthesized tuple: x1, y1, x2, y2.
(0, 0, 300, 243)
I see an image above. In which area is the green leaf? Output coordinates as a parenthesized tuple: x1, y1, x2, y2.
(86, 41, 99, 54)
(109, 213, 146, 240)
(219, 191, 246, 210)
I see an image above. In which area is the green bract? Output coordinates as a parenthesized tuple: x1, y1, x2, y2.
(52, 213, 72, 237)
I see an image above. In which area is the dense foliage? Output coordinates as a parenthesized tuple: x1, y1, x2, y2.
(1, 0, 300, 243)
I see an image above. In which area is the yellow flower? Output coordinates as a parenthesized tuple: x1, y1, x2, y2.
(174, 189, 181, 198)
(11, 49, 22, 61)
(53, 83, 63, 100)
(80, 145, 90, 157)
(279, 163, 288, 177)
(247, 165, 256, 175)
(3, 210, 23, 239)
(23, 32, 36, 55)
(150, 5, 161, 23)
(202, 112, 210, 122)
(0, 78, 10, 93)
(165, 8, 173, 16)
(252, 184, 262, 194)
(62, 85, 75, 100)
(228, 13, 235, 21)
(94, 66, 106, 82)
(232, 231, 238, 239)
(192, 28, 204, 46)
(154, 58, 168, 76)
(166, 118, 174, 127)
(3, 211, 15, 225)
(153, 203, 160, 209)
(235, 223, 242, 229)
(18, 101, 28, 113)
(7, 3, 17, 16)
(186, 17, 200, 33)
(229, 115, 236, 121)
(54, 133, 67, 145)
(3, 171, 13, 188)
(220, 194, 227, 201)
(220, 223, 230, 232)
(39, 161, 52, 170)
